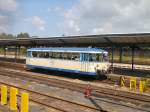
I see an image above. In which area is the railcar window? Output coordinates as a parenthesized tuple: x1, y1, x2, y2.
(27, 51, 32, 57)
(62, 53, 69, 59)
(36, 52, 40, 58)
(90, 54, 96, 61)
(102, 53, 108, 62)
(49, 52, 53, 58)
(89, 54, 103, 62)
(98, 54, 103, 62)
(39, 52, 44, 58)
(50, 52, 59, 58)
(31, 51, 80, 61)
(58, 52, 69, 59)
(67, 53, 72, 60)
(59, 53, 63, 59)
(32, 51, 37, 57)
(71, 53, 80, 61)
(48, 52, 79, 61)
(44, 52, 49, 58)
(34, 52, 49, 58)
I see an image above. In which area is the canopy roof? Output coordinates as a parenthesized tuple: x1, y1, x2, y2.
(0, 33, 150, 47)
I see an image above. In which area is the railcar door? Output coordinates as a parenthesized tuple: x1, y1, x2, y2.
(81, 62, 88, 72)
(80, 53, 89, 72)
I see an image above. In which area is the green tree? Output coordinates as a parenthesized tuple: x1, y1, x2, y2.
(17, 32, 30, 38)
(0, 33, 15, 39)
(7, 34, 14, 38)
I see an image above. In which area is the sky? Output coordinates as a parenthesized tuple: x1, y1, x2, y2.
(0, 0, 150, 37)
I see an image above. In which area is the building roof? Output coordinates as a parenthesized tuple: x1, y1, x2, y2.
(27, 47, 107, 54)
(0, 33, 150, 47)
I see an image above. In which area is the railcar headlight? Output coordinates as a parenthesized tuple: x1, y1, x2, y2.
(95, 65, 99, 70)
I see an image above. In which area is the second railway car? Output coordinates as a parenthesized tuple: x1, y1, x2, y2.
(26, 47, 110, 77)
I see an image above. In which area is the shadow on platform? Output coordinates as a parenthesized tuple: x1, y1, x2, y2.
(89, 97, 108, 112)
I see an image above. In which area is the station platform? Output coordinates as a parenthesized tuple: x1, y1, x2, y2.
(113, 63, 150, 71)
(0, 54, 149, 72)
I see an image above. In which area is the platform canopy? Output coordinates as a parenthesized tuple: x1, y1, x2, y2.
(0, 33, 150, 47)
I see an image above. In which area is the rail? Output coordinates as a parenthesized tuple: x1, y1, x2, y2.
(0, 67, 149, 111)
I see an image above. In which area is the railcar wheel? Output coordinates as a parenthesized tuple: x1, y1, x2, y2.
(95, 74, 100, 80)
(96, 70, 107, 80)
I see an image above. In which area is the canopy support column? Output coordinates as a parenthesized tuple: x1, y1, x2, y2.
(111, 46, 114, 70)
(119, 47, 123, 63)
(3, 47, 6, 57)
(15, 46, 18, 62)
(131, 46, 135, 71)
(18, 46, 20, 59)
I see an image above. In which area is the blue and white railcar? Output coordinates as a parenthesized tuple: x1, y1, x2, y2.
(26, 47, 110, 77)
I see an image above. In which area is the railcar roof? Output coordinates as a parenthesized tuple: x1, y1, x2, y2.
(27, 47, 107, 54)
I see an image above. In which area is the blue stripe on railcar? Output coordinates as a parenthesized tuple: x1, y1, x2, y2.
(27, 64, 96, 76)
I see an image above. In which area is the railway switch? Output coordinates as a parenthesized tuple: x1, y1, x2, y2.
(10, 87, 18, 110)
(1, 85, 7, 105)
(21, 92, 29, 112)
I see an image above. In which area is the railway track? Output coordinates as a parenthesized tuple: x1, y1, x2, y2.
(0, 60, 149, 86)
(0, 67, 149, 111)
(0, 82, 102, 112)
